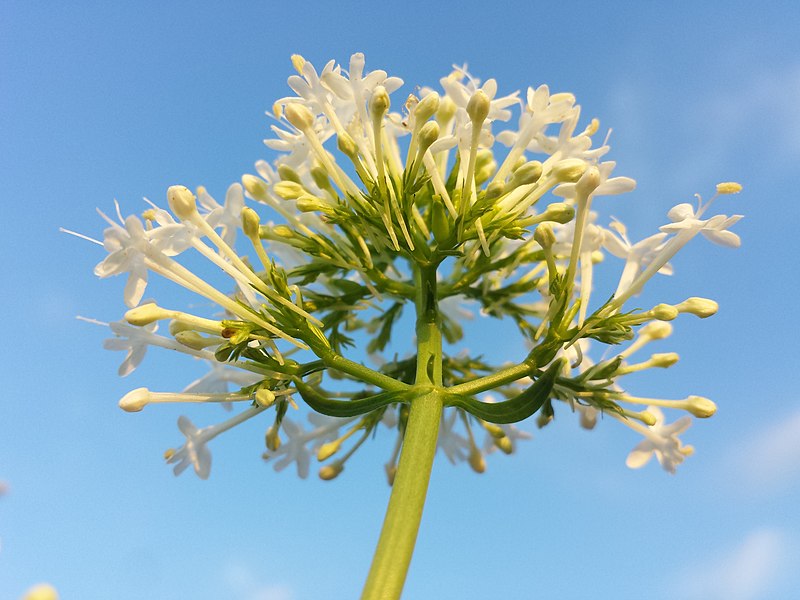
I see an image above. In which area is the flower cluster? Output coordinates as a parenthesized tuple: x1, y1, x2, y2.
(73, 53, 742, 479)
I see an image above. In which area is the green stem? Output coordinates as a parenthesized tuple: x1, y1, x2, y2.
(361, 263, 443, 600)
(447, 360, 535, 396)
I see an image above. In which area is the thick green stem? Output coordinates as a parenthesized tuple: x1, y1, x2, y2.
(361, 263, 443, 600)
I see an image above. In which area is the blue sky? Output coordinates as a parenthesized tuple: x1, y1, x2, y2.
(1, 1, 799, 599)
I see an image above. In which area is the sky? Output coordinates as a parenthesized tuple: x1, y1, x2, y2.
(1, 1, 799, 599)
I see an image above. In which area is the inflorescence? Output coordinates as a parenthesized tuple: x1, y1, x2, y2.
(69, 53, 743, 480)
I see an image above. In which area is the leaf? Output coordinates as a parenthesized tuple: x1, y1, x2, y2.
(293, 378, 410, 417)
(443, 358, 564, 424)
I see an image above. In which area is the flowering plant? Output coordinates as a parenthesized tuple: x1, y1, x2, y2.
(71, 53, 742, 598)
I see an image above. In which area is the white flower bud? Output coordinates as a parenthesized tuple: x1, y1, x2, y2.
(369, 85, 390, 116)
(285, 103, 315, 131)
(575, 165, 601, 197)
(167, 185, 198, 220)
(684, 395, 717, 418)
(639, 320, 673, 340)
(414, 91, 440, 122)
(437, 96, 457, 126)
(650, 352, 680, 368)
(119, 387, 150, 412)
(675, 297, 719, 318)
(124, 303, 170, 326)
(417, 120, 440, 151)
(466, 89, 491, 124)
(552, 158, 587, 183)
(650, 303, 679, 321)
(534, 222, 556, 249)
(173, 330, 215, 350)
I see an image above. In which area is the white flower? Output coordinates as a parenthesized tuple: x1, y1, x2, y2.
(625, 407, 693, 474)
(660, 202, 743, 248)
(603, 220, 672, 297)
(437, 410, 470, 464)
(166, 415, 212, 479)
(94, 212, 150, 307)
(198, 183, 246, 249)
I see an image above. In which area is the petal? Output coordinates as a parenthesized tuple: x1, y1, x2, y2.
(667, 203, 696, 222)
(626, 444, 654, 469)
(702, 229, 741, 248)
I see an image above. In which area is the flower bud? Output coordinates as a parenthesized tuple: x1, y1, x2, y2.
(468, 448, 486, 473)
(167, 185, 198, 220)
(241, 207, 261, 238)
(414, 91, 440, 122)
(265, 426, 281, 451)
(296, 195, 329, 213)
(467, 89, 491, 124)
(369, 85, 390, 116)
(174, 330, 215, 350)
(484, 180, 505, 201)
(310, 164, 331, 190)
(542, 202, 575, 224)
(119, 387, 150, 412)
(684, 395, 717, 418)
(534, 222, 556, 249)
(437, 96, 457, 125)
(255, 388, 276, 408)
(319, 463, 344, 480)
(242, 174, 269, 202)
(271, 225, 295, 239)
(511, 160, 543, 186)
(337, 131, 358, 157)
(495, 437, 513, 455)
(575, 165, 601, 197)
(716, 182, 742, 195)
(125, 303, 170, 326)
(431, 200, 453, 244)
(285, 103, 315, 131)
(552, 158, 587, 183)
(316, 440, 342, 461)
(639, 320, 673, 340)
(277, 164, 301, 183)
(650, 303, 679, 321)
(273, 181, 305, 200)
(650, 352, 680, 368)
(638, 411, 657, 426)
(675, 297, 718, 318)
(417, 120, 440, 151)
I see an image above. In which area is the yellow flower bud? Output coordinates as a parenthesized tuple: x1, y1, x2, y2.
(675, 297, 719, 318)
(552, 158, 587, 183)
(124, 303, 170, 326)
(716, 182, 742, 195)
(467, 89, 491, 124)
(319, 463, 344, 480)
(684, 395, 717, 418)
(285, 103, 315, 131)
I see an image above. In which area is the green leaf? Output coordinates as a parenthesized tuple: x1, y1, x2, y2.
(293, 378, 410, 417)
(443, 358, 564, 424)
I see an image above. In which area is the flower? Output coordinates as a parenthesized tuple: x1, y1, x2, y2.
(624, 407, 694, 474)
(165, 416, 212, 479)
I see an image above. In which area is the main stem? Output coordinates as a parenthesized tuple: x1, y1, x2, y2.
(361, 263, 443, 600)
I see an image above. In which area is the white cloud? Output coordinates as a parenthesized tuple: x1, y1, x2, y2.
(223, 562, 293, 600)
(674, 528, 789, 600)
(735, 408, 800, 492)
